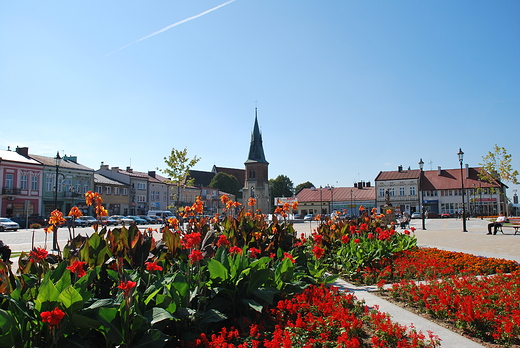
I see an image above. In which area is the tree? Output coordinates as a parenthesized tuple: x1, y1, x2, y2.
(159, 147, 201, 209)
(269, 175, 294, 207)
(479, 145, 519, 214)
(295, 181, 315, 195)
(209, 172, 241, 197)
(479, 145, 519, 186)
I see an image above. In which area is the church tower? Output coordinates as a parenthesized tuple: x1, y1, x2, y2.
(243, 108, 270, 213)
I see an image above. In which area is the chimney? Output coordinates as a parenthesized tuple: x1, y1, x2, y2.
(64, 155, 77, 163)
(112, 166, 120, 172)
(437, 166, 442, 176)
(148, 171, 156, 178)
(15, 146, 29, 157)
(465, 164, 469, 178)
(398, 165, 403, 172)
(126, 166, 133, 173)
(357, 181, 363, 189)
(366, 181, 371, 187)
(354, 183, 358, 188)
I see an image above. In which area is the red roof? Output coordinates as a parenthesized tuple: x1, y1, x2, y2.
(297, 186, 375, 202)
(375, 169, 421, 181)
(421, 167, 500, 190)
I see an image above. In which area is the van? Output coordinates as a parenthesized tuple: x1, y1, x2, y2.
(147, 210, 175, 223)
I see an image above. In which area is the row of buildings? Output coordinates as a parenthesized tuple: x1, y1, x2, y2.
(295, 164, 509, 218)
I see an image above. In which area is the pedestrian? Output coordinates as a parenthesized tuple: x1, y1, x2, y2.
(487, 212, 507, 235)
(0, 240, 11, 263)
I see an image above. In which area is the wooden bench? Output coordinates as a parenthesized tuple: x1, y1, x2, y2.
(497, 217, 520, 235)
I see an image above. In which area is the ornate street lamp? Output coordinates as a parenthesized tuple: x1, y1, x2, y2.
(53, 151, 62, 250)
(457, 148, 468, 232)
(419, 158, 426, 230)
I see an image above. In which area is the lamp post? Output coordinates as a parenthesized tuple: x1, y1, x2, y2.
(479, 179, 483, 219)
(53, 151, 62, 250)
(350, 189, 353, 218)
(457, 148, 468, 232)
(419, 158, 426, 230)
(319, 186, 323, 216)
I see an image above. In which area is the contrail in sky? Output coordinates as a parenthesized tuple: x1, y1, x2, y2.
(105, 0, 236, 57)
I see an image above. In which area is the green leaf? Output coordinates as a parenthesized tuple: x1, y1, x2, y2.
(59, 286, 84, 312)
(207, 259, 229, 283)
(197, 309, 227, 327)
(35, 279, 60, 312)
(131, 329, 169, 348)
(146, 307, 174, 328)
(97, 307, 123, 345)
(242, 298, 263, 312)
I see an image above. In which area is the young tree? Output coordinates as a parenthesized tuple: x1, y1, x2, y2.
(209, 172, 241, 197)
(269, 175, 294, 207)
(295, 181, 315, 195)
(159, 147, 201, 209)
(479, 144, 519, 214)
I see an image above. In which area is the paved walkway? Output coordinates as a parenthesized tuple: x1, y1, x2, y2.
(295, 217, 520, 347)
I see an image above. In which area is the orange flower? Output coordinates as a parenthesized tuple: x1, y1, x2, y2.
(68, 206, 83, 218)
(168, 217, 179, 229)
(248, 197, 257, 207)
(48, 209, 65, 226)
(292, 201, 299, 211)
(232, 201, 242, 208)
(386, 209, 393, 215)
(220, 194, 230, 205)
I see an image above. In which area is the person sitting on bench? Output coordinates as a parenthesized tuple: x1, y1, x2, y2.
(487, 212, 507, 235)
(400, 212, 410, 229)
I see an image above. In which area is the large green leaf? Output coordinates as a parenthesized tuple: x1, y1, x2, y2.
(97, 307, 123, 345)
(35, 279, 60, 312)
(58, 286, 84, 312)
(207, 259, 229, 283)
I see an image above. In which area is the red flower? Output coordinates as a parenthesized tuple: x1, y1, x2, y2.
(217, 235, 230, 247)
(341, 235, 350, 244)
(249, 247, 261, 258)
(410, 227, 416, 232)
(41, 307, 65, 329)
(118, 280, 137, 297)
(367, 233, 374, 239)
(66, 260, 86, 278)
(182, 232, 201, 249)
(30, 247, 48, 261)
(312, 246, 325, 259)
(353, 239, 361, 244)
(313, 234, 323, 245)
(229, 246, 243, 255)
(145, 261, 163, 271)
(283, 252, 296, 263)
(189, 250, 204, 264)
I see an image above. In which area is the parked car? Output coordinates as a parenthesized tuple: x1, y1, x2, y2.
(98, 216, 118, 226)
(0, 218, 19, 231)
(111, 215, 134, 225)
(441, 212, 451, 218)
(139, 215, 156, 224)
(303, 214, 314, 221)
(291, 214, 304, 223)
(77, 216, 99, 226)
(427, 212, 440, 218)
(127, 215, 147, 225)
(411, 212, 422, 219)
(9, 217, 29, 229)
(28, 215, 48, 226)
(64, 216, 88, 227)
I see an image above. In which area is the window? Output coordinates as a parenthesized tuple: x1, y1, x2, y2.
(114, 187, 120, 195)
(379, 188, 385, 197)
(410, 186, 416, 196)
(21, 175, 28, 190)
(5, 174, 13, 189)
(136, 195, 146, 202)
(76, 182, 81, 194)
(63, 179, 72, 193)
(96, 186, 103, 194)
(389, 188, 395, 196)
(46, 175, 53, 191)
(84, 182, 89, 193)
(399, 187, 405, 196)
(105, 186, 112, 194)
(31, 176, 38, 191)
(137, 182, 146, 190)
(122, 188, 128, 195)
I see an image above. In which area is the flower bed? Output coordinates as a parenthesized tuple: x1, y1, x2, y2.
(186, 285, 441, 347)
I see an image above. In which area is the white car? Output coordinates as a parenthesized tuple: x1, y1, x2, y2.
(303, 214, 314, 221)
(0, 218, 20, 231)
(411, 212, 422, 219)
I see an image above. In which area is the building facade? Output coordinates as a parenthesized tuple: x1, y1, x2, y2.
(94, 173, 131, 215)
(375, 166, 421, 215)
(0, 148, 43, 218)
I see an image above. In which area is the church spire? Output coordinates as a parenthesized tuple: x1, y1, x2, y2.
(246, 108, 268, 164)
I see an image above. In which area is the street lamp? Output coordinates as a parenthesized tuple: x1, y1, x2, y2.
(419, 158, 426, 230)
(457, 148, 468, 232)
(53, 151, 62, 250)
(319, 186, 323, 216)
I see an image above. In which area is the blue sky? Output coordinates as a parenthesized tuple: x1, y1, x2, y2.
(1, 1, 519, 199)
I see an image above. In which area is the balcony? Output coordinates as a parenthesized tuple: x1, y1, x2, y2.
(2, 187, 21, 195)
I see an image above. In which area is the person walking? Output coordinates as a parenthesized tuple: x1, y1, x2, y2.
(487, 212, 507, 235)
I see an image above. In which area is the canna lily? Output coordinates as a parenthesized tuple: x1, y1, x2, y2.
(41, 307, 66, 329)
(48, 209, 65, 226)
(67, 260, 86, 278)
(68, 206, 83, 218)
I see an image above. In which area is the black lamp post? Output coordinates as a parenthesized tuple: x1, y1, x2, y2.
(419, 158, 426, 230)
(53, 151, 62, 250)
(319, 186, 323, 216)
(457, 148, 468, 232)
(479, 179, 483, 219)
